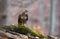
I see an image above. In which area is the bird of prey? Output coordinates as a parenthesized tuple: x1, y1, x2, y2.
(18, 10, 28, 25)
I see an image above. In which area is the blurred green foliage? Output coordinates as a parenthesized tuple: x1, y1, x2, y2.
(0, 25, 46, 38)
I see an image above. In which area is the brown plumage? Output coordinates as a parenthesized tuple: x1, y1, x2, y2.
(18, 10, 28, 24)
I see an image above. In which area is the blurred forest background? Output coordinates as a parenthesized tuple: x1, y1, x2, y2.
(0, 0, 60, 37)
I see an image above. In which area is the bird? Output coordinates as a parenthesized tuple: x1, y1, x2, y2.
(18, 10, 28, 25)
(0, 10, 46, 38)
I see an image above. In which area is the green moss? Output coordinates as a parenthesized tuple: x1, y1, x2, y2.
(0, 25, 46, 38)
